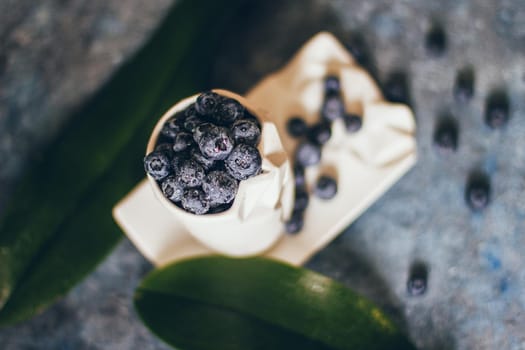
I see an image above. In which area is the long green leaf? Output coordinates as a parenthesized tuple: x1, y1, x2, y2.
(0, 0, 247, 324)
(135, 256, 416, 350)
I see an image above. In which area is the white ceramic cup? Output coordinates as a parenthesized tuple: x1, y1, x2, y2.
(146, 89, 294, 257)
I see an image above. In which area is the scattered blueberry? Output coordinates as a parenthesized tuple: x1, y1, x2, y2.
(454, 67, 475, 103)
(485, 90, 510, 129)
(465, 171, 491, 211)
(232, 118, 261, 146)
(324, 75, 341, 95)
(172, 131, 194, 152)
(308, 122, 332, 145)
(425, 23, 447, 57)
(202, 170, 238, 207)
(343, 113, 362, 133)
(314, 175, 337, 200)
(433, 117, 458, 154)
(321, 95, 345, 122)
(195, 91, 220, 115)
(294, 188, 309, 212)
(177, 159, 205, 188)
(286, 117, 308, 138)
(293, 163, 306, 188)
(285, 210, 304, 234)
(383, 71, 410, 105)
(225, 144, 262, 180)
(144, 151, 171, 181)
(407, 262, 428, 297)
(161, 175, 184, 203)
(295, 141, 321, 167)
(196, 125, 234, 160)
(160, 114, 182, 138)
(181, 187, 210, 215)
(214, 97, 244, 125)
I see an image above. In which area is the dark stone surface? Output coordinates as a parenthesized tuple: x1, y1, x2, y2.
(1, 1, 525, 349)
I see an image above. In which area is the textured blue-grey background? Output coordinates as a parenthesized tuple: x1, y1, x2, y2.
(1, 1, 524, 349)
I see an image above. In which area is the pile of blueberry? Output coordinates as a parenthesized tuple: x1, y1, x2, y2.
(143, 92, 262, 215)
(284, 76, 360, 234)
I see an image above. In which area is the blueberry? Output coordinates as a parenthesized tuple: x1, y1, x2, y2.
(183, 114, 206, 133)
(407, 262, 428, 297)
(196, 124, 234, 160)
(173, 132, 194, 152)
(213, 97, 244, 125)
(286, 117, 308, 138)
(190, 147, 215, 170)
(193, 123, 216, 144)
(155, 142, 174, 158)
(171, 150, 191, 173)
(308, 122, 332, 145)
(314, 175, 337, 200)
(181, 187, 210, 215)
(294, 188, 309, 212)
(160, 175, 184, 203)
(225, 144, 262, 180)
(343, 114, 362, 133)
(295, 141, 321, 167)
(485, 90, 510, 129)
(321, 95, 345, 122)
(285, 210, 304, 234)
(465, 172, 491, 211)
(293, 163, 306, 188)
(144, 151, 171, 181)
(425, 24, 447, 57)
(433, 117, 458, 154)
(177, 159, 205, 188)
(454, 67, 475, 103)
(195, 91, 220, 115)
(160, 114, 182, 138)
(232, 118, 261, 146)
(202, 170, 238, 207)
(383, 71, 410, 105)
(324, 75, 341, 96)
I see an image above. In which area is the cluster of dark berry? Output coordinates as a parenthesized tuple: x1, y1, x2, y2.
(284, 76, 359, 234)
(144, 92, 262, 215)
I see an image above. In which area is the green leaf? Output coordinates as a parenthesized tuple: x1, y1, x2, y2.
(0, 0, 248, 325)
(135, 256, 416, 350)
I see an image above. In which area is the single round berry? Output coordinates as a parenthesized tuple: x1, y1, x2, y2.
(308, 122, 332, 145)
(294, 188, 309, 212)
(181, 187, 210, 215)
(314, 175, 337, 200)
(195, 91, 220, 115)
(160, 115, 182, 138)
(293, 163, 306, 188)
(177, 159, 205, 188)
(343, 114, 362, 133)
(454, 67, 475, 103)
(197, 125, 234, 160)
(193, 123, 216, 144)
(433, 118, 458, 154)
(191, 147, 215, 170)
(160, 175, 184, 203)
(183, 114, 205, 133)
(232, 118, 261, 146)
(324, 75, 341, 96)
(173, 132, 194, 152)
(225, 144, 262, 180)
(144, 151, 171, 181)
(383, 71, 410, 105)
(286, 117, 308, 138)
(202, 170, 238, 207)
(213, 98, 244, 125)
(155, 142, 174, 157)
(321, 95, 345, 122)
(407, 262, 428, 297)
(285, 210, 304, 234)
(295, 141, 321, 167)
(425, 24, 447, 57)
(465, 173, 491, 211)
(485, 91, 510, 129)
